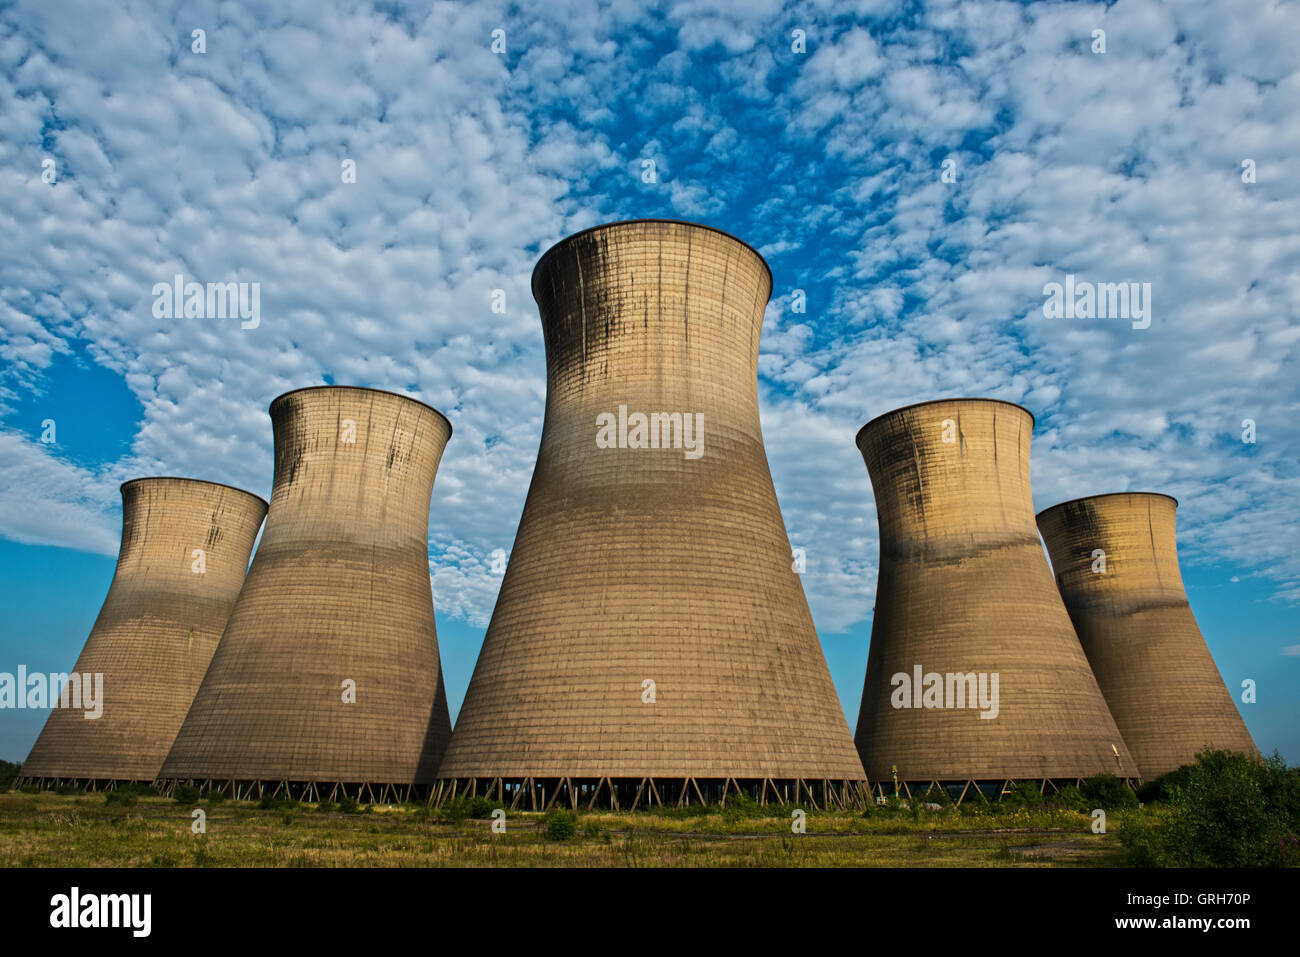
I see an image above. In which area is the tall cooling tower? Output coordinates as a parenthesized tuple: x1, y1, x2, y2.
(854, 399, 1138, 789)
(436, 220, 866, 810)
(160, 386, 453, 801)
(1037, 492, 1258, 779)
(19, 478, 266, 786)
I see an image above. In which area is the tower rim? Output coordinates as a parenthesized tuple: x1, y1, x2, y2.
(530, 218, 774, 300)
(119, 476, 268, 509)
(269, 385, 453, 437)
(1036, 490, 1179, 520)
(855, 397, 1036, 447)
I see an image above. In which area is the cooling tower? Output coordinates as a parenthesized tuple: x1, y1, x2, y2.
(159, 386, 452, 800)
(1037, 492, 1258, 779)
(18, 478, 266, 785)
(853, 399, 1138, 788)
(436, 220, 866, 809)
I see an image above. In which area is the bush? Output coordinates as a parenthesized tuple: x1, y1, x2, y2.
(467, 796, 503, 819)
(112, 782, 155, 797)
(1120, 750, 1299, 867)
(1258, 752, 1300, 835)
(0, 760, 18, 791)
(1051, 785, 1091, 812)
(721, 789, 764, 823)
(439, 797, 472, 821)
(204, 788, 227, 805)
(337, 795, 360, 814)
(544, 809, 576, 841)
(172, 784, 202, 804)
(1080, 774, 1138, 810)
(55, 782, 83, 795)
(1136, 765, 1194, 804)
(104, 791, 136, 807)
(315, 799, 338, 813)
(999, 781, 1045, 808)
(874, 794, 907, 814)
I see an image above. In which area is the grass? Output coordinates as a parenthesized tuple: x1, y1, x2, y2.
(0, 790, 1131, 867)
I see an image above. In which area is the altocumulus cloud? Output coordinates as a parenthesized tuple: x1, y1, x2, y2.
(0, 0, 1297, 633)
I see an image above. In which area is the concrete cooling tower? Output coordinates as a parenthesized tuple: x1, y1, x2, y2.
(1037, 492, 1258, 780)
(436, 220, 867, 810)
(854, 399, 1138, 792)
(19, 478, 266, 786)
(159, 386, 453, 801)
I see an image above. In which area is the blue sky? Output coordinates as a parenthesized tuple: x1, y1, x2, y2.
(1, 0, 1296, 765)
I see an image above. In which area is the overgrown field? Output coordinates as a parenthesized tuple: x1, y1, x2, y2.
(0, 789, 1127, 867)
(3, 750, 1292, 867)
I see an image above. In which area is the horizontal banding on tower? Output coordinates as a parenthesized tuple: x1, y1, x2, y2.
(1037, 492, 1257, 779)
(20, 478, 266, 783)
(159, 386, 453, 787)
(854, 398, 1138, 783)
(439, 220, 865, 785)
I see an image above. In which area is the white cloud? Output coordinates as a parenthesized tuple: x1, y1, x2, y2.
(1, 0, 1297, 639)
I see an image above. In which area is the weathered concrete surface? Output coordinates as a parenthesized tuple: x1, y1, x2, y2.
(161, 386, 452, 786)
(1038, 492, 1258, 779)
(854, 399, 1138, 782)
(439, 220, 865, 783)
(21, 478, 266, 782)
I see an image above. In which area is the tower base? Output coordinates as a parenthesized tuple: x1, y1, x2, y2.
(431, 776, 871, 811)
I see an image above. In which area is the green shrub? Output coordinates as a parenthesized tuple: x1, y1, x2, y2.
(439, 797, 472, 822)
(55, 782, 83, 795)
(0, 760, 18, 791)
(878, 794, 906, 814)
(338, 795, 361, 814)
(544, 809, 576, 841)
(467, 796, 503, 819)
(1050, 785, 1090, 812)
(1259, 751, 1300, 834)
(104, 791, 136, 807)
(315, 799, 338, 813)
(204, 788, 227, 805)
(721, 789, 765, 823)
(726, 790, 762, 814)
(1120, 749, 1299, 867)
(1080, 774, 1138, 810)
(172, 784, 202, 804)
(1137, 765, 1194, 804)
(1000, 780, 1045, 808)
